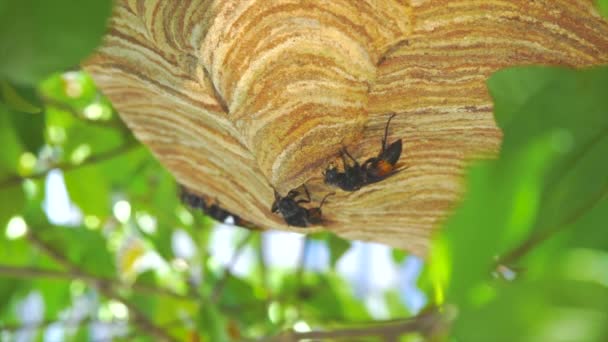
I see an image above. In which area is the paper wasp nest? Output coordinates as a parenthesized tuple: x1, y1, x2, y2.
(85, 0, 608, 255)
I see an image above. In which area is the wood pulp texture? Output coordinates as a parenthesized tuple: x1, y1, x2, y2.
(85, 0, 608, 255)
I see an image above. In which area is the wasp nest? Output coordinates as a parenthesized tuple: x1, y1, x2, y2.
(85, 0, 608, 255)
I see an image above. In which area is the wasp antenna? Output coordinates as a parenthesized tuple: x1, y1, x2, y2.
(302, 184, 311, 202)
(382, 112, 397, 152)
(318, 192, 335, 209)
(271, 186, 281, 200)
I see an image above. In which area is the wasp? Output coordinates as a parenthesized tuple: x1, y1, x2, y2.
(271, 185, 334, 227)
(179, 186, 261, 231)
(323, 147, 365, 191)
(324, 113, 402, 191)
(361, 113, 402, 183)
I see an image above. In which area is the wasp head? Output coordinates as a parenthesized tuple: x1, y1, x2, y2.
(323, 163, 341, 185)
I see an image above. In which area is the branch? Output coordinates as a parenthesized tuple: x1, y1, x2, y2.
(0, 264, 193, 301)
(41, 95, 126, 132)
(211, 232, 254, 302)
(263, 309, 442, 342)
(27, 232, 178, 342)
(0, 141, 139, 190)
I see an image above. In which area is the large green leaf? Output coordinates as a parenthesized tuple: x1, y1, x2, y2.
(435, 66, 608, 303)
(433, 66, 608, 340)
(0, 0, 113, 84)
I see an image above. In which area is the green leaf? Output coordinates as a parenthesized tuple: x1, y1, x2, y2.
(64, 165, 110, 217)
(0, 80, 42, 114)
(326, 233, 351, 268)
(598, 0, 608, 18)
(440, 134, 561, 304)
(490, 67, 608, 235)
(309, 232, 351, 268)
(434, 66, 608, 307)
(7, 105, 46, 153)
(36, 278, 71, 319)
(391, 249, 408, 264)
(0, 186, 25, 230)
(39, 71, 99, 109)
(0, 106, 25, 175)
(0, 0, 113, 84)
(384, 290, 410, 318)
(453, 279, 608, 342)
(35, 225, 116, 278)
(198, 304, 229, 342)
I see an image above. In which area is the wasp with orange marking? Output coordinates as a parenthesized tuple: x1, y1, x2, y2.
(324, 113, 402, 191)
(271, 185, 334, 227)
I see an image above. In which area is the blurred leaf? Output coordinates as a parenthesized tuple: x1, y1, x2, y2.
(391, 249, 407, 264)
(218, 275, 267, 327)
(0, 80, 41, 113)
(198, 304, 228, 342)
(7, 105, 45, 153)
(326, 234, 351, 268)
(384, 290, 410, 318)
(598, 0, 608, 18)
(154, 296, 197, 340)
(0, 106, 24, 175)
(309, 232, 351, 268)
(0, 187, 25, 230)
(490, 67, 608, 234)
(39, 71, 98, 109)
(64, 165, 110, 217)
(290, 273, 370, 323)
(0, 231, 32, 266)
(36, 278, 71, 319)
(488, 68, 568, 129)
(36, 225, 115, 277)
(453, 279, 608, 342)
(0, 0, 113, 84)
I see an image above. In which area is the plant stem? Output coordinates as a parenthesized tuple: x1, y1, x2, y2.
(0, 142, 140, 190)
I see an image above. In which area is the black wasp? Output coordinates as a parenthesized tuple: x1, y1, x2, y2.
(271, 185, 334, 227)
(324, 113, 402, 191)
(179, 186, 260, 230)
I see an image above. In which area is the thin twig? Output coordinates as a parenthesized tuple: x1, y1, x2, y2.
(0, 317, 116, 333)
(0, 264, 193, 300)
(211, 232, 254, 302)
(41, 95, 126, 131)
(27, 231, 178, 342)
(0, 142, 140, 190)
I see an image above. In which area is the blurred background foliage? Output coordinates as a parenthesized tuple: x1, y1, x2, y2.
(1, 1, 608, 341)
